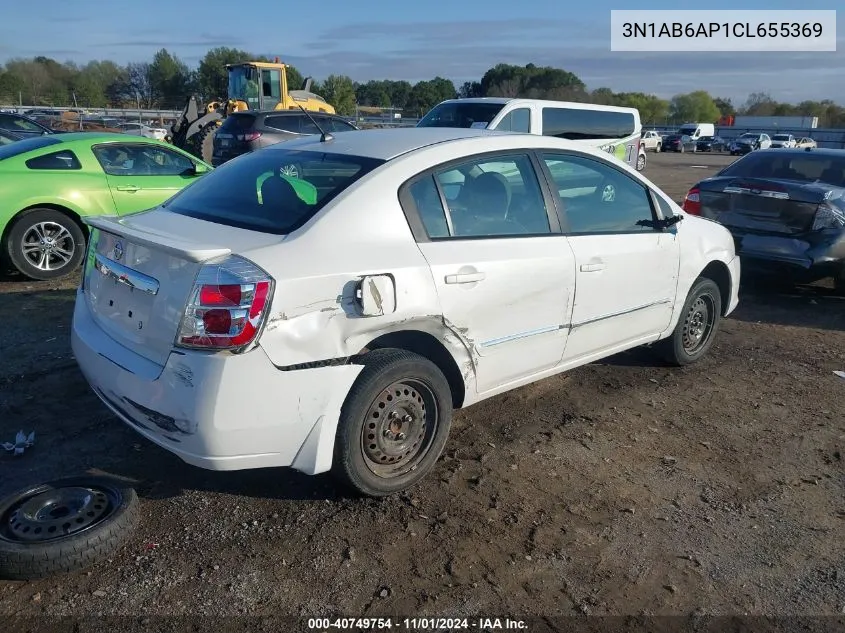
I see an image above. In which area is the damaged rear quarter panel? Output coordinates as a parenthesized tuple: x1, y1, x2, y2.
(241, 176, 478, 389)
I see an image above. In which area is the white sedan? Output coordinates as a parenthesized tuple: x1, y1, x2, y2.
(71, 127, 740, 496)
(116, 122, 168, 141)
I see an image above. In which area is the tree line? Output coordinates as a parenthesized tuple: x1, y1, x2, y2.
(2, 50, 844, 127)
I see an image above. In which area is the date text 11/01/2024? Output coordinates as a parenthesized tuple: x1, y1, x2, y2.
(621, 22, 824, 38)
(308, 618, 528, 630)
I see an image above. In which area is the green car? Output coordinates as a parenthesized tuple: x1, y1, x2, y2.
(0, 132, 211, 280)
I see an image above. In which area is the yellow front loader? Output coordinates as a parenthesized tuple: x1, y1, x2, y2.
(170, 58, 336, 162)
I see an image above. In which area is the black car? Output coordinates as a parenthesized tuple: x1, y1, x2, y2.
(729, 133, 771, 156)
(696, 135, 727, 152)
(212, 111, 358, 166)
(682, 148, 845, 293)
(0, 112, 55, 138)
(663, 133, 697, 153)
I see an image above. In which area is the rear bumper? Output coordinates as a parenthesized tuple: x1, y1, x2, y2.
(733, 232, 845, 280)
(71, 289, 363, 474)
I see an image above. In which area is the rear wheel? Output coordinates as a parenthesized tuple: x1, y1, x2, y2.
(4, 208, 86, 281)
(332, 349, 453, 497)
(636, 152, 646, 171)
(197, 124, 217, 164)
(656, 277, 722, 366)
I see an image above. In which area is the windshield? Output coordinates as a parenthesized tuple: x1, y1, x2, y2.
(227, 65, 260, 108)
(718, 152, 845, 187)
(0, 135, 61, 160)
(739, 133, 757, 139)
(417, 102, 504, 128)
(679, 127, 697, 135)
(772, 135, 790, 141)
(164, 149, 385, 234)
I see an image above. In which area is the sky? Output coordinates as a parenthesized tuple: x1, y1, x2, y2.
(1, 0, 842, 105)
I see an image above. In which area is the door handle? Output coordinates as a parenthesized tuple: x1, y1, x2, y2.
(445, 272, 486, 284)
(580, 262, 605, 272)
(116, 185, 139, 192)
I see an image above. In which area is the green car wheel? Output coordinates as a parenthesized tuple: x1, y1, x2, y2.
(4, 208, 86, 281)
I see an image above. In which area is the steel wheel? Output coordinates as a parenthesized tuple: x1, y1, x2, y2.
(20, 221, 76, 272)
(681, 293, 716, 354)
(1, 485, 114, 544)
(0, 476, 140, 580)
(361, 379, 438, 478)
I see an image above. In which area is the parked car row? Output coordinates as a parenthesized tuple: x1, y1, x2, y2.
(6, 95, 845, 497)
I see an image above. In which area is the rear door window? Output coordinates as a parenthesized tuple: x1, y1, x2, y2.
(325, 118, 357, 133)
(264, 116, 302, 133)
(496, 108, 531, 133)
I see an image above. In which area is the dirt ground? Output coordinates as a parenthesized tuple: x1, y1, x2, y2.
(1, 151, 844, 625)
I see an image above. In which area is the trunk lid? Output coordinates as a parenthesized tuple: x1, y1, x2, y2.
(82, 209, 281, 367)
(698, 177, 834, 235)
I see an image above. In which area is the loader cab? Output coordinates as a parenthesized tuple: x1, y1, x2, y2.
(227, 63, 286, 111)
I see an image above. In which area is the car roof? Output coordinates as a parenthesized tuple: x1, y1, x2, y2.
(266, 127, 519, 160)
(234, 110, 346, 118)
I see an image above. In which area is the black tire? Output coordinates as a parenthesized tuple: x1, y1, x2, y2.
(636, 152, 646, 171)
(332, 349, 453, 497)
(198, 124, 217, 164)
(655, 276, 722, 366)
(655, 143, 661, 153)
(0, 476, 140, 580)
(4, 208, 86, 281)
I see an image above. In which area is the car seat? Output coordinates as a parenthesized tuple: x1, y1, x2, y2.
(260, 176, 307, 220)
(454, 171, 522, 236)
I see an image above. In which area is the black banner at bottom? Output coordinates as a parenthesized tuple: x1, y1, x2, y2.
(3, 615, 845, 633)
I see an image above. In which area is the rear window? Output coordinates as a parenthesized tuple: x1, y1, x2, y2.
(0, 136, 61, 160)
(163, 149, 385, 234)
(718, 152, 845, 187)
(220, 114, 256, 131)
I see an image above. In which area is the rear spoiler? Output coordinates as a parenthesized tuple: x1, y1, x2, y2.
(84, 215, 232, 263)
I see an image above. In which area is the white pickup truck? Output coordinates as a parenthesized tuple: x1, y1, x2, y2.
(640, 130, 663, 152)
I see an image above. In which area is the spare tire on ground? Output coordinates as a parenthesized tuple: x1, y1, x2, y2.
(0, 476, 140, 580)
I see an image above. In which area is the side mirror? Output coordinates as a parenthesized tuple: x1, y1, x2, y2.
(192, 162, 210, 175)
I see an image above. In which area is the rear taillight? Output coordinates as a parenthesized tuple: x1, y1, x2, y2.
(176, 256, 273, 352)
(236, 132, 262, 142)
(812, 203, 845, 231)
(682, 187, 701, 215)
